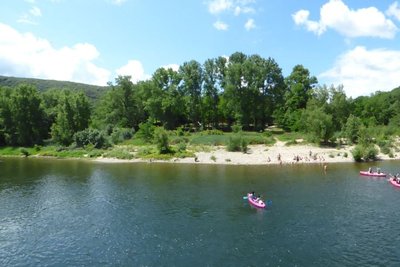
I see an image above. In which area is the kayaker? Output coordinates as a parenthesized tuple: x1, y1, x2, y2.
(377, 168, 381, 174)
(368, 167, 372, 173)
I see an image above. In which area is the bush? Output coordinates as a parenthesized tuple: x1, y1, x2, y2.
(20, 148, 30, 157)
(227, 135, 247, 152)
(351, 145, 363, 162)
(110, 127, 134, 144)
(231, 123, 242, 133)
(136, 121, 155, 142)
(227, 136, 241, 152)
(74, 128, 109, 149)
(351, 144, 378, 162)
(176, 141, 187, 152)
(154, 127, 170, 154)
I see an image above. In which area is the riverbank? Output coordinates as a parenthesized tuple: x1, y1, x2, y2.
(94, 140, 396, 165)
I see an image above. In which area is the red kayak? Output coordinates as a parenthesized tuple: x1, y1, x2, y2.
(359, 171, 386, 177)
(247, 193, 266, 208)
(389, 177, 400, 188)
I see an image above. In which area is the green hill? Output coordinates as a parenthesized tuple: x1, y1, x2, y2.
(0, 75, 109, 101)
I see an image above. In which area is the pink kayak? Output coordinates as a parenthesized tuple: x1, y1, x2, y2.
(359, 171, 386, 177)
(389, 177, 400, 188)
(247, 193, 266, 208)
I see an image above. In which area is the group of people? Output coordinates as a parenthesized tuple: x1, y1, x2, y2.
(391, 173, 400, 184)
(368, 167, 381, 174)
(250, 192, 263, 203)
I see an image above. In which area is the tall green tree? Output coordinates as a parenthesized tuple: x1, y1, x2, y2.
(202, 57, 226, 128)
(93, 76, 143, 130)
(8, 84, 47, 146)
(277, 65, 318, 131)
(179, 60, 203, 128)
(51, 90, 91, 146)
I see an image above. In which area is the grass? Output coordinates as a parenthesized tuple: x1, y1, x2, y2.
(0, 129, 309, 160)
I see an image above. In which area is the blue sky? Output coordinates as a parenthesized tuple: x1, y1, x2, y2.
(1, 0, 400, 98)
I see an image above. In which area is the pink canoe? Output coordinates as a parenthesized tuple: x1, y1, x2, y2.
(389, 177, 400, 188)
(247, 193, 266, 208)
(359, 171, 386, 177)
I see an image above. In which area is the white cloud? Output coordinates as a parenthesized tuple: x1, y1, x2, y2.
(319, 46, 400, 98)
(387, 1, 400, 21)
(115, 60, 151, 83)
(293, 0, 398, 39)
(208, 0, 233, 14)
(213, 20, 229, 30)
(29, 6, 42, 17)
(208, 0, 256, 16)
(0, 23, 110, 85)
(162, 64, 180, 72)
(244, 18, 255, 31)
(111, 0, 127, 5)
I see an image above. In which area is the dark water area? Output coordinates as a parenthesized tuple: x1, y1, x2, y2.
(1, 158, 400, 266)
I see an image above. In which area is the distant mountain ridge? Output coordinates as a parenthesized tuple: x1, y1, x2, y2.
(0, 75, 109, 101)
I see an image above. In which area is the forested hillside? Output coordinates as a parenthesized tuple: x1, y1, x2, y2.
(1, 52, 400, 161)
(0, 75, 108, 101)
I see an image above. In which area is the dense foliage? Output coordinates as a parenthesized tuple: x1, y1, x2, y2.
(1, 52, 400, 157)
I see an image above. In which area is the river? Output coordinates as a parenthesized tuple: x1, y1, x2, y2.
(1, 158, 399, 266)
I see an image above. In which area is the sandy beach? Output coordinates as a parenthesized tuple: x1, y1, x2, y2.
(94, 140, 397, 165)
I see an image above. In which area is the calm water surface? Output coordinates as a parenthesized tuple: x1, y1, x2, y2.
(1, 158, 400, 266)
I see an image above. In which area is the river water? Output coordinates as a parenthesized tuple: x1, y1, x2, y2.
(1, 158, 399, 266)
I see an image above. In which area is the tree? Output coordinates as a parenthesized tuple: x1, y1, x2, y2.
(93, 76, 143, 130)
(301, 105, 334, 144)
(277, 65, 318, 131)
(179, 60, 203, 128)
(343, 114, 362, 144)
(8, 84, 47, 146)
(51, 90, 91, 146)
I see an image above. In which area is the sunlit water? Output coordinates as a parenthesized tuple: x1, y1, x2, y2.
(1, 158, 400, 266)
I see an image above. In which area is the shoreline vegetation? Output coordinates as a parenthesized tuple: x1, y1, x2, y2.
(1, 130, 399, 166)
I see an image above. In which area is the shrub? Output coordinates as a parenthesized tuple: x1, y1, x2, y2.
(110, 127, 134, 144)
(352, 146, 363, 162)
(211, 155, 217, 162)
(231, 123, 242, 133)
(227, 135, 247, 152)
(74, 129, 109, 149)
(136, 121, 155, 142)
(351, 144, 378, 162)
(20, 148, 30, 157)
(176, 141, 187, 152)
(154, 127, 170, 154)
(227, 135, 241, 152)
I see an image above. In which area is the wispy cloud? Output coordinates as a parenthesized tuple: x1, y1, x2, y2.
(0, 23, 110, 85)
(244, 18, 255, 31)
(320, 46, 400, 97)
(387, 1, 400, 21)
(293, 0, 398, 39)
(29, 6, 42, 17)
(213, 20, 229, 31)
(207, 0, 257, 31)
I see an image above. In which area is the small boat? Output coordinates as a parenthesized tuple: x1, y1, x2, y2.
(247, 193, 266, 208)
(389, 176, 400, 188)
(359, 170, 386, 177)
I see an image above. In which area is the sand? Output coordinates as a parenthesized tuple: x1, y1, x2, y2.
(94, 140, 397, 165)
